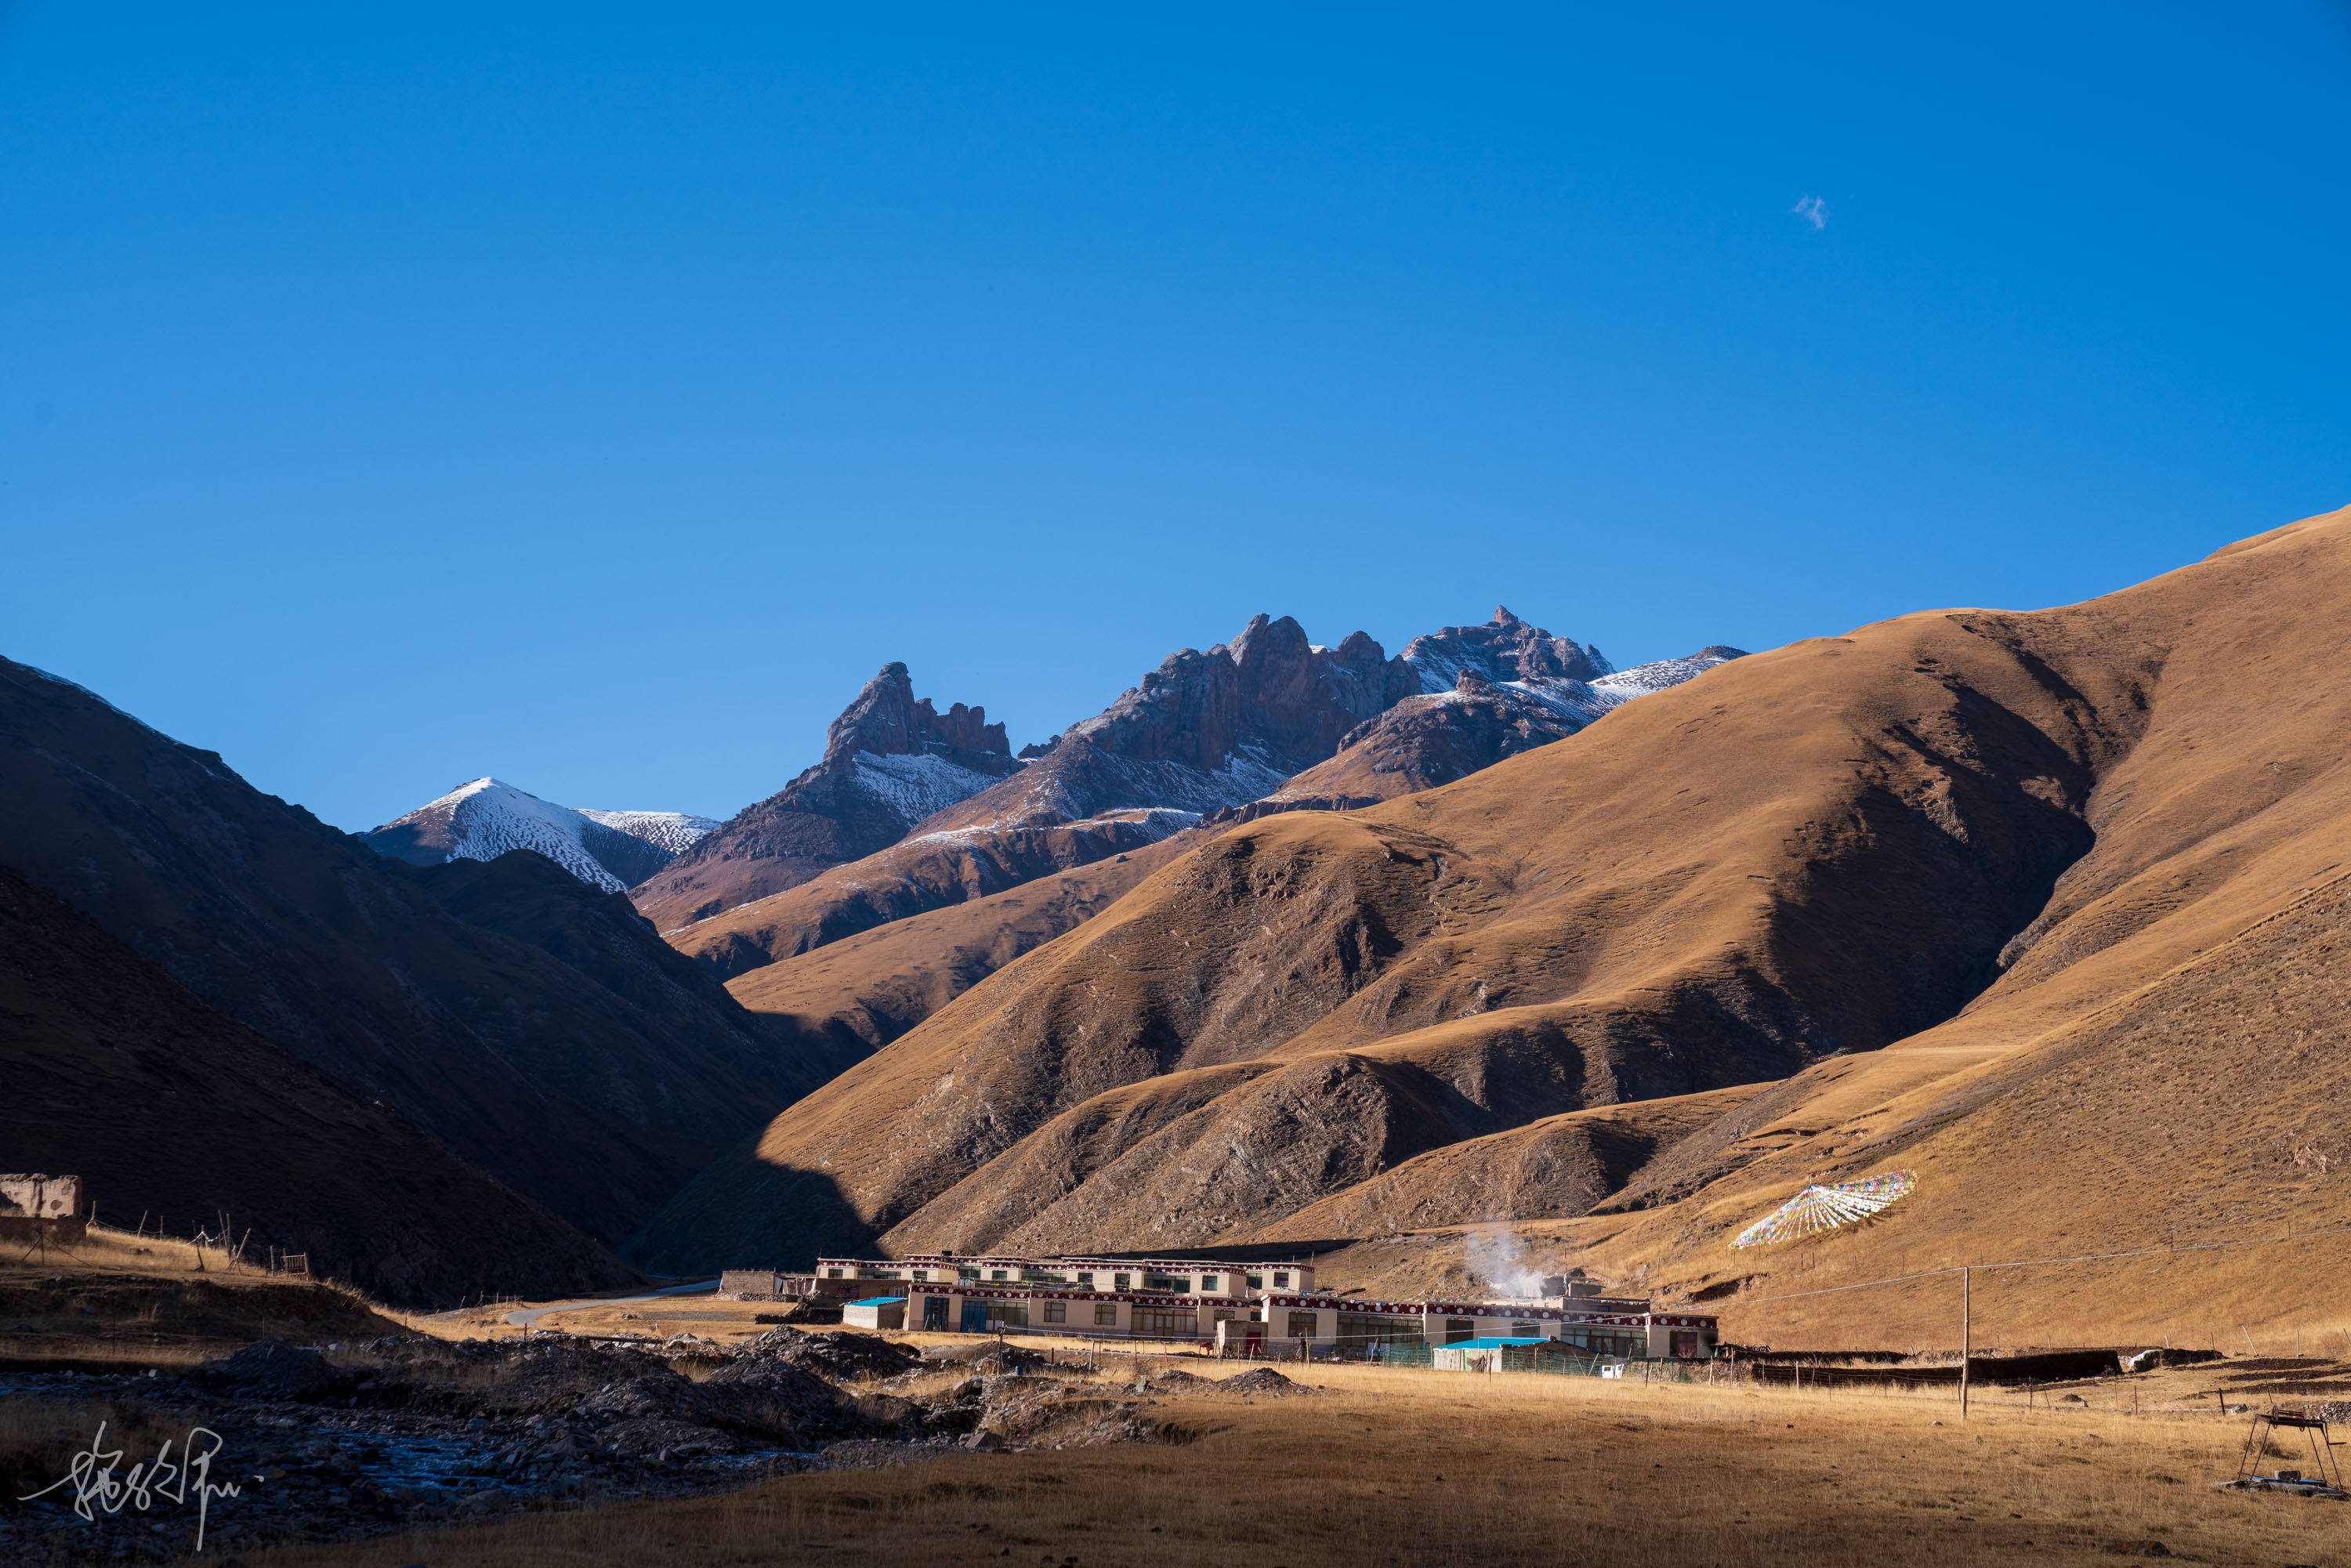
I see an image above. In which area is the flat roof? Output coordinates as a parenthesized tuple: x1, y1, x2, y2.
(813, 1255, 1312, 1271)
(1444, 1336, 1557, 1349)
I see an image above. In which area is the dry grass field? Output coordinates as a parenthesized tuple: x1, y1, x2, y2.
(0, 1225, 406, 1369)
(208, 1354, 2350, 1568)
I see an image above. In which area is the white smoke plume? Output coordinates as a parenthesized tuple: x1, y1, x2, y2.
(1462, 1224, 1548, 1298)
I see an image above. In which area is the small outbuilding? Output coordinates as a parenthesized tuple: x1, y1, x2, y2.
(843, 1296, 907, 1331)
(1434, 1335, 1589, 1373)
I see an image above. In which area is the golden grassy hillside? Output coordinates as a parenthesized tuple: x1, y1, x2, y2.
(647, 505, 2351, 1345)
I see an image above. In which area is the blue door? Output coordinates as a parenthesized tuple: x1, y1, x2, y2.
(961, 1300, 988, 1333)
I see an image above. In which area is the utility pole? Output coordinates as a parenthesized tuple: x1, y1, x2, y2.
(1960, 1266, 1971, 1421)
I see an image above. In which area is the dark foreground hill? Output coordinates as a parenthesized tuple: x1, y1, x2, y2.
(0, 657, 842, 1254)
(0, 862, 632, 1305)
(638, 505, 2351, 1338)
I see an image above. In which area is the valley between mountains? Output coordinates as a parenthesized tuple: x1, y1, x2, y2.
(9, 515, 2351, 1346)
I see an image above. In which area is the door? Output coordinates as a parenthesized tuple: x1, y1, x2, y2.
(961, 1300, 988, 1333)
(923, 1298, 948, 1331)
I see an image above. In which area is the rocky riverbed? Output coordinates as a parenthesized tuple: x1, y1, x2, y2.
(1, 1329, 1185, 1565)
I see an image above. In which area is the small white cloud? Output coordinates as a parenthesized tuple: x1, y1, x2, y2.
(1792, 195, 1828, 230)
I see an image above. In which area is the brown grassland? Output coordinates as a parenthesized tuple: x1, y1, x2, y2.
(214, 1356, 2351, 1568)
(0, 1226, 407, 1369)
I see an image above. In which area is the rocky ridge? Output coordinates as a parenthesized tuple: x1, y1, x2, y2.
(631, 663, 1018, 932)
(666, 608, 1672, 983)
(1230, 643, 1748, 816)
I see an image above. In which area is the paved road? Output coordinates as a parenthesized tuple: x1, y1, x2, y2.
(505, 1277, 720, 1329)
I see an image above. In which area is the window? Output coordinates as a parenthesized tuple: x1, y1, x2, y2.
(1129, 1307, 1199, 1338)
(990, 1269, 1009, 1280)
(1113, 1273, 1132, 1291)
(922, 1298, 948, 1331)
(911, 1270, 929, 1282)
(986, 1304, 1029, 1328)
(1245, 1274, 1264, 1291)
(1197, 1276, 1219, 1294)
(826, 1268, 844, 1279)
(1336, 1313, 1415, 1348)
(1094, 1304, 1119, 1327)
(1444, 1318, 1476, 1345)
(1287, 1311, 1320, 1338)
(958, 1267, 980, 1281)
(1043, 1301, 1066, 1324)
(1142, 1273, 1186, 1292)
(1512, 1323, 1542, 1338)
(1076, 1272, 1095, 1288)
(1273, 1272, 1289, 1287)
(1672, 1331, 1700, 1359)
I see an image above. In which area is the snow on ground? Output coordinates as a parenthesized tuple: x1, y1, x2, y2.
(575, 808, 719, 856)
(847, 751, 1008, 825)
(1492, 649, 1737, 727)
(1588, 648, 1739, 700)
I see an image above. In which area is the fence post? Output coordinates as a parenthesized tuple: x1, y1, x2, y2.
(1960, 1266, 1971, 1421)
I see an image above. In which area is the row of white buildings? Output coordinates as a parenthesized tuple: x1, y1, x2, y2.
(721, 1251, 1718, 1360)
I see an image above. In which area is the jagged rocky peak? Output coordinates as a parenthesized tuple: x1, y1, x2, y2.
(1066, 613, 1417, 774)
(625, 661, 1021, 929)
(1401, 606, 1612, 693)
(823, 662, 1010, 769)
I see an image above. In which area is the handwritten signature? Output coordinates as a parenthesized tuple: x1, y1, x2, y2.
(18, 1421, 241, 1552)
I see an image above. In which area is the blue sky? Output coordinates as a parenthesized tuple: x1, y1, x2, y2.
(4, 4, 2346, 831)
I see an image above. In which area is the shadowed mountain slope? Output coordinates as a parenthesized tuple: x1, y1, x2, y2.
(0, 657, 837, 1248)
(672, 808, 1199, 982)
(0, 862, 635, 1307)
(723, 833, 1201, 1058)
(641, 507, 2351, 1276)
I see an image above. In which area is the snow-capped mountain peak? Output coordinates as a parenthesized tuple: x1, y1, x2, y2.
(365, 777, 717, 893)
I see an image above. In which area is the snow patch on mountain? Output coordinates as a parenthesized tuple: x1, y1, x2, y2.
(847, 751, 1009, 827)
(1492, 647, 1743, 730)
(576, 808, 720, 856)
(1589, 646, 1743, 700)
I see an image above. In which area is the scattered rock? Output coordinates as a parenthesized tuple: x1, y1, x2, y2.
(1216, 1367, 1313, 1397)
(187, 1338, 352, 1401)
(743, 1327, 924, 1381)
